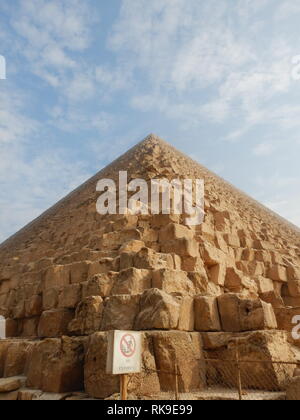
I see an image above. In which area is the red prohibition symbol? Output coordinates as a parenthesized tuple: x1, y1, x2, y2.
(120, 334, 136, 358)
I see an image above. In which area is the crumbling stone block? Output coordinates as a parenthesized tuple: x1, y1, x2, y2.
(194, 296, 221, 332)
(38, 309, 74, 338)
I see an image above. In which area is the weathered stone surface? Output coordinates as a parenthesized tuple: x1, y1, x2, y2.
(150, 331, 205, 392)
(38, 309, 74, 338)
(43, 265, 70, 290)
(194, 296, 221, 332)
(218, 293, 277, 332)
(84, 333, 119, 399)
(268, 265, 287, 283)
(43, 288, 59, 311)
(119, 240, 145, 254)
(224, 267, 258, 296)
(208, 263, 226, 287)
(152, 269, 195, 295)
(135, 289, 180, 330)
(82, 272, 116, 299)
(134, 248, 174, 270)
(58, 284, 81, 309)
(286, 377, 300, 400)
(0, 377, 22, 393)
(3, 340, 35, 377)
(0, 390, 19, 400)
(101, 295, 140, 331)
(205, 330, 296, 390)
(159, 223, 193, 243)
(26, 337, 85, 393)
(68, 297, 103, 335)
(112, 268, 152, 295)
(161, 238, 199, 258)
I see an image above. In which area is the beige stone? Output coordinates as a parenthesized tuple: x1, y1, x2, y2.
(26, 337, 85, 393)
(161, 238, 199, 259)
(68, 296, 103, 336)
(0, 377, 22, 393)
(194, 296, 221, 332)
(82, 272, 116, 299)
(101, 295, 140, 331)
(225, 267, 258, 295)
(58, 284, 81, 309)
(159, 223, 193, 243)
(204, 330, 296, 390)
(209, 263, 226, 286)
(152, 269, 195, 295)
(150, 331, 205, 392)
(43, 288, 59, 311)
(134, 248, 174, 270)
(286, 377, 300, 400)
(4, 340, 35, 377)
(70, 261, 90, 284)
(268, 265, 287, 282)
(43, 265, 70, 290)
(38, 309, 74, 338)
(218, 293, 277, 332)
(112, 268, 152, 295)
(119, 240, 145, 254)
(135, 289, 180, 330)
(84, 333, 119, 399)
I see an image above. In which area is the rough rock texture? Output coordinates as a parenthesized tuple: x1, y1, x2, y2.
(0, 134, 299, 399)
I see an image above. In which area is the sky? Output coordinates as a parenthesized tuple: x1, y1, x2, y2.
(0, 0, 300, 243)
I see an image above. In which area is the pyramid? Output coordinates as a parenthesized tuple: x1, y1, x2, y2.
(0, 134, 300, 400)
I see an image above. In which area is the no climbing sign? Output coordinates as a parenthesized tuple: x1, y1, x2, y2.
(106, 331, 142, 375)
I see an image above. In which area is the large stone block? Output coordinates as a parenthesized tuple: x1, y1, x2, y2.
(286, 377, 300, 400)
(218, 293, 277, 332)
(58, 284, 82, 309)
(161, 238, 199, 258)
(38, 309, 74, 338)
(150, 331, 205, 392)
(112, 268, 152, 295)
(69, 261, 90, 284)
(159, 223, 194, 243)
(135, 289, 180, 330)
(194, 296, 221, 332)
(82, 272, 116, 299)
(275, 307, 300, 347)
(68, 296, 104, 336)
(224, 267, 258, 296)
(204, 331, 296, 391)
(134, 248, 174, 270)
(152, 269, 195, 295)
(101, 295, 140, 331)
(3, 340, 35, 377)
(43, 265, 70, 290)
(26, 337, 86, 393)
(267, 265, 287, 283)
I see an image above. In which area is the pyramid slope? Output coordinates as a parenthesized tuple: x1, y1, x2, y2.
(0, 134, 299, 258)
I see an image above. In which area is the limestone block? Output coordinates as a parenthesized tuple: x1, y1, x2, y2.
(38, 309, 74, 338)
(204, 330, 296, 390)
(3, 340, 35, 377)
(260, 291, 284, 309)
(134, 248, 174, 270)
(161, 238, 199, 259)
(255, 276, 274, 294)
(286, 377, 300, 400)
(112, 268, 152, 295)
(0, 377, 22, 393)
(101, 295, 140, 331)
(200, 243, 225, 267)
(82, 272, 116, 299)
(43, 265, 70, 290)
(159, 223, 194, 243)
(267, 265, 287, 283)
(209, 263, 226, 286)
(43, 288, 59, 311)
(20, 318, 39, 338)
(25, 295, 43, 317)
(26, 337, 85, 393)
(224, 267, 258, 295)
(152, 269, 195, 295)
(58, 284, 82, 309)
(69, 261, 90, 284)
(194, 296, 221, 332)
(68, 296, 103, 336)
(119, 240, 145, 254)
(100, 229, 142, 250)
(135, 289, 180, 330)
(218, 293, 277, 332)
(150, 331, 205, 392)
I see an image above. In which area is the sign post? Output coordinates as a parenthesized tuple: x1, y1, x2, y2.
(106, 331, 142, 401)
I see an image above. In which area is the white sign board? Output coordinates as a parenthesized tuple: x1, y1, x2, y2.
(0, 317, 6, 339)
(106, 331, 142, 375)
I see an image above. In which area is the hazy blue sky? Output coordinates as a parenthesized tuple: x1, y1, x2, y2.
(0, 0, 300, 242)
